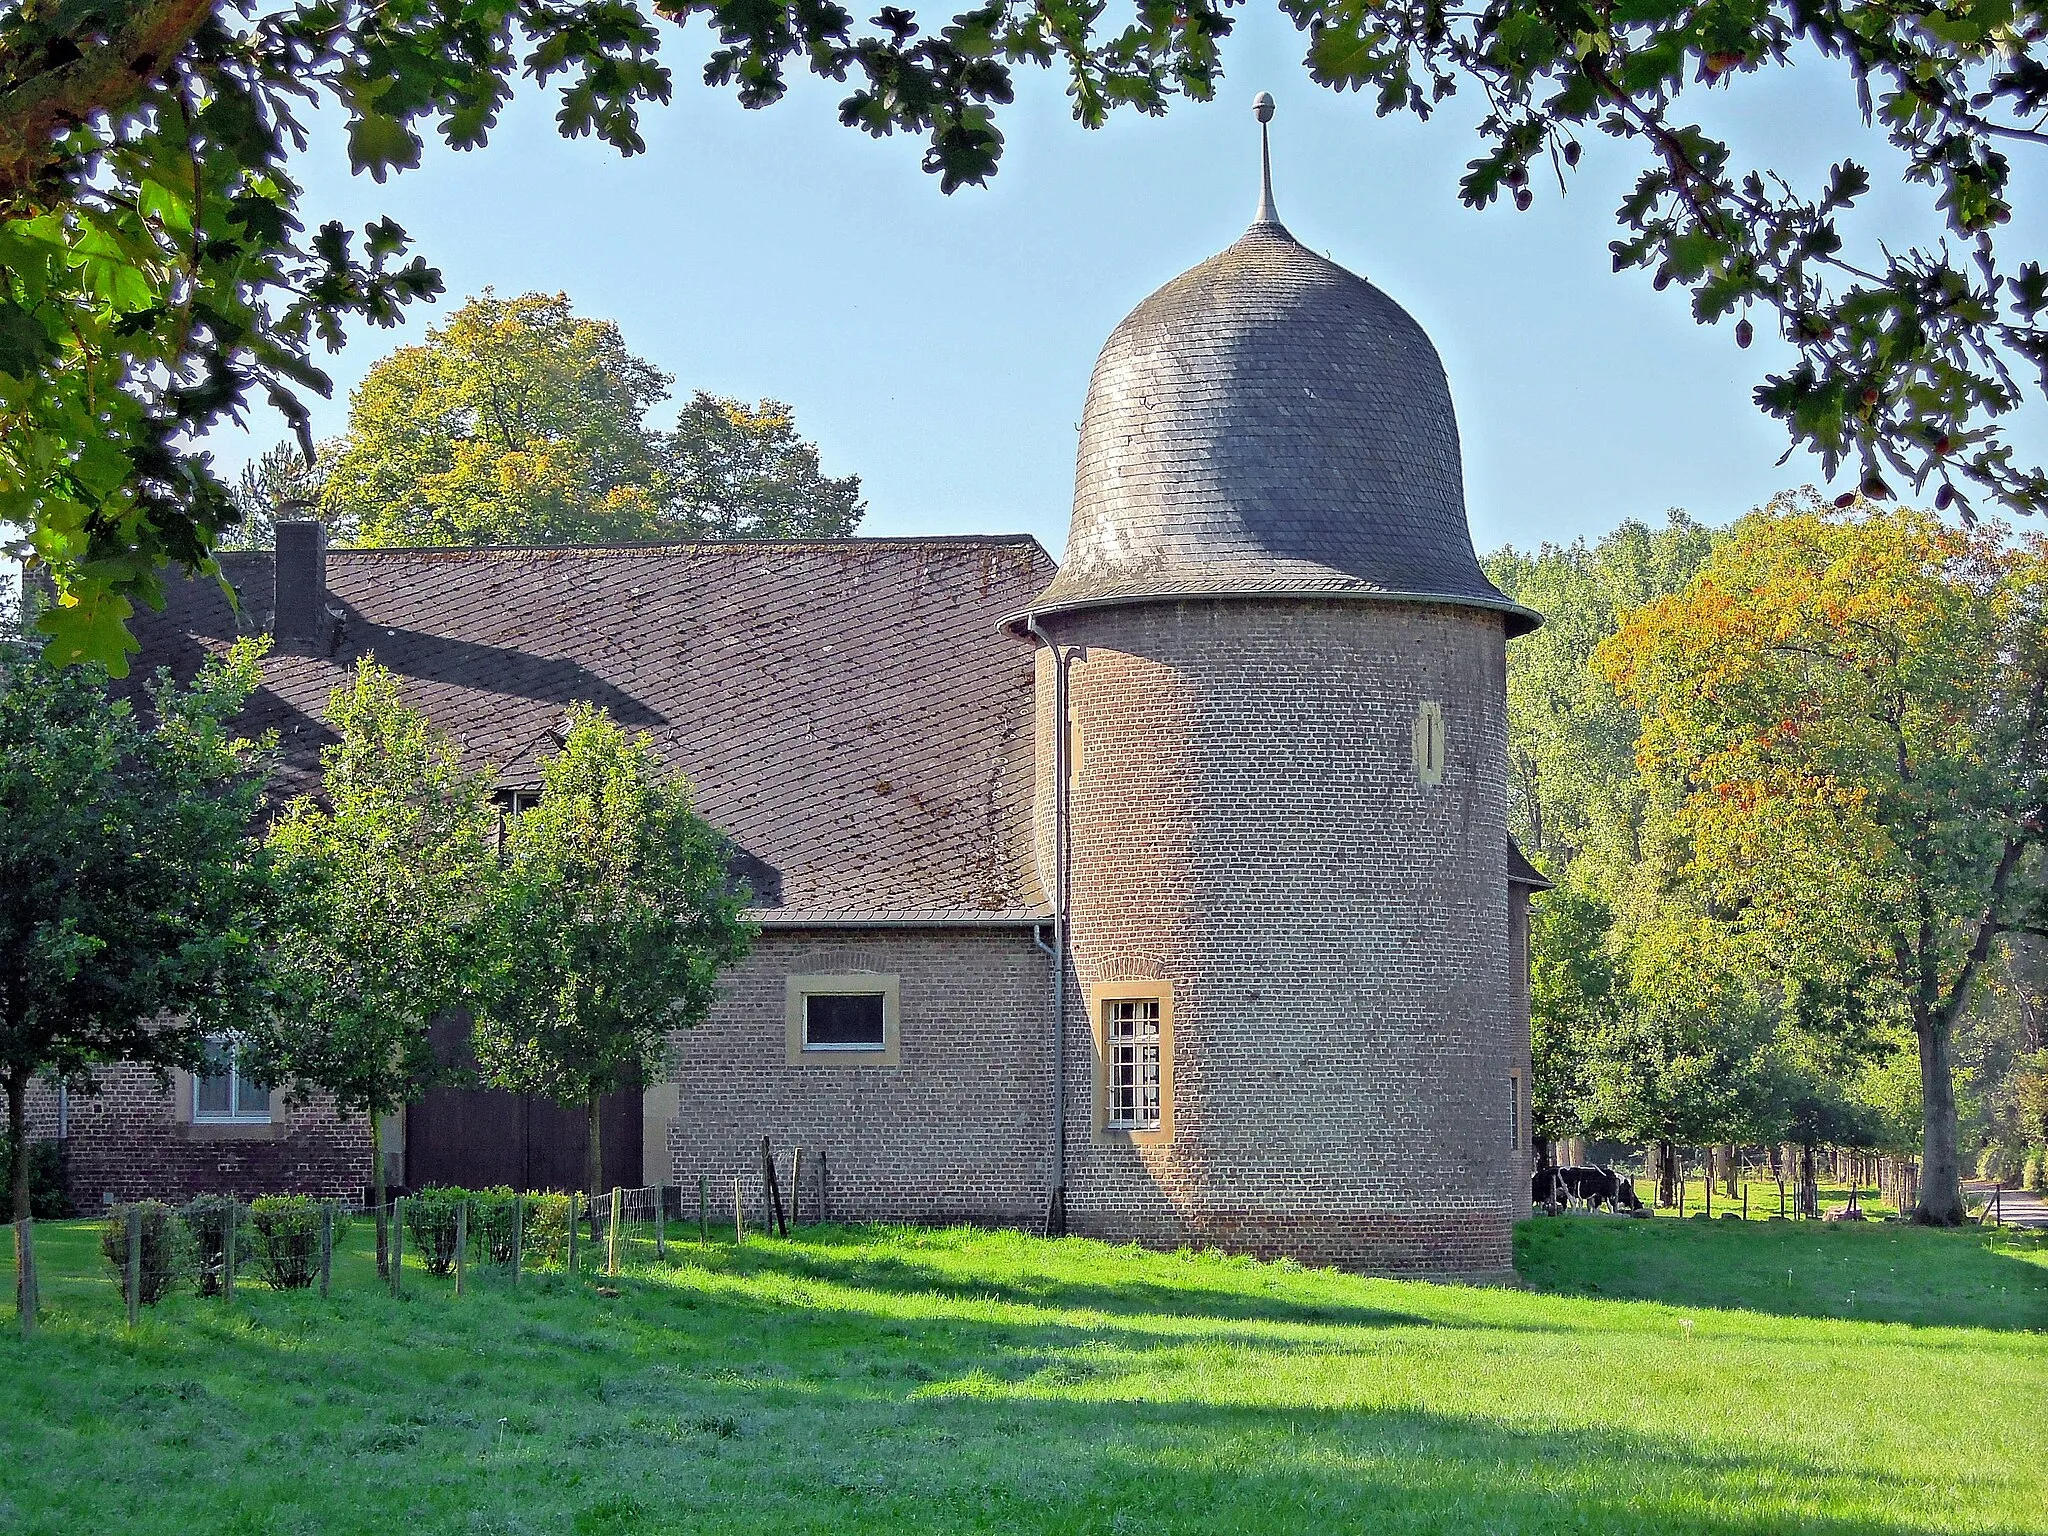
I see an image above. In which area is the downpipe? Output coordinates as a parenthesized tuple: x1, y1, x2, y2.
(1028, 616, 1069, 1238)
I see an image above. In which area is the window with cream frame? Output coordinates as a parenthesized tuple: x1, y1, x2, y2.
(786, 973, 901, 1066)
(194, 1035, 271, 1123)
(1091, 980, 1173, 1144)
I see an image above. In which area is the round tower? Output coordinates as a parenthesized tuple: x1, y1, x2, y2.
(1009, 101, 1540, 1276)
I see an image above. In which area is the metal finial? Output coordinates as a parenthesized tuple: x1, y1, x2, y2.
(1252, 93, 1279, 225)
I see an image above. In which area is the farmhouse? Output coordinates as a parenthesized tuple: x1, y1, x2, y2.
(26, 160, 1546, 1276)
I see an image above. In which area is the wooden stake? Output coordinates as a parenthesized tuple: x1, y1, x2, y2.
(15, 1216, 35, 1339)
(512, 1194, 524, 1286)
(607, 1187, 622, 1277)
(792, 1149, 804, 1229)
(567, 1192, 579, 1277)
(320, 1205, 333, 1298)
(455, 1201, 468, 1298)
(698, 1175, 707, 1242)
(733, 1176, 743, 1244)
(654, 1180, 666, 1262)
(125, 1206, 141, 1328)
(389, 1197, 403, 1298)
(817, 1148, 828, 1226)
(224, 1200, 237, 1306)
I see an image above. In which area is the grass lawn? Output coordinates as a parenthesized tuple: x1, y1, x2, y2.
(2, 1215, 2044, 1535)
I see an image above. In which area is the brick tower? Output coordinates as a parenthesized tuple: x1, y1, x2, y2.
(1007, 97, 1542, 1276)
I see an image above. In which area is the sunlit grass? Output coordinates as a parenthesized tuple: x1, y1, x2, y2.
(2, 1215, 2043, 1534)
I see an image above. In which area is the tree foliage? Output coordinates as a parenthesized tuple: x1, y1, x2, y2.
(252, 657, 498, 1267)
(5, 0, 2043, 668)
(0, 633, 272, 1299)
(320, 292, 863, 547)
(474, 704, 751, 1201)
(1598, 493, 2048, 1221)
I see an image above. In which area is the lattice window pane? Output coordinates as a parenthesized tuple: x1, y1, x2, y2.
(1105, 998, 1162, 1131)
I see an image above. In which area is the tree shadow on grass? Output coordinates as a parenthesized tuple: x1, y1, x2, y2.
(1515, 1214, 2048, 1332)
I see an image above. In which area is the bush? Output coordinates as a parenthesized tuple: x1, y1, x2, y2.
(520, 1192, 575, 1269)
(99, 1201, 180, 1305)
(468, 1187, 522, 1264)
(1977, 1141, 2025, 1184)
(2026, 1145, 2048, 1194)
(1, 1134, 68, 1219)
(405, 1187, 471, 1276)
(248, 1196, 349, 1290)
(181, 1195, 251, 1296)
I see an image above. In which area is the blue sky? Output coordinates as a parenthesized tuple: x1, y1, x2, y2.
(213, 4, 2048, 560)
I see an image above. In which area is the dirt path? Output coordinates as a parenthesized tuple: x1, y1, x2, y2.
(1966, 1182, 2048, 1230)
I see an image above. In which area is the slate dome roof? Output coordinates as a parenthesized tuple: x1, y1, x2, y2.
(1017, 198, 1537, 637)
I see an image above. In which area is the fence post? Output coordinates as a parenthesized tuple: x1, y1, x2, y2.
(567, 1192, 579, 1277)
(14, 1216, 34, 1339)
(607, 1187, 622, 1277)
(792, 1149, 804, 1229)
(455, 1200, 468, 1299)
(654, 1180, 667, 1262)
(320, 1204, 334, 1298)
(817, 1148, 828, 1226)
(390, 1197, 404, 1298)
(698, 1175, 707, 1243)
(733, 1176, 743, 1244)
(512, 1194, 524, 1286)
(223, 1199, 237, 1306)
(126, 1206, 141, 1328)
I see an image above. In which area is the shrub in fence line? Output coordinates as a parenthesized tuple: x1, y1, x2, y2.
(520, 1192, 574, 1268)
(248, 1196, 349, 1290)
(405, 1187, 472, 1276)
(2, 1134, 69, 1219)
(467, 1188, 521, 1264)
(99, 1201, 180, 1305)
(1977, 1142, 2022, 1184)
(2026, 1146, 2048, 1194)
(181, 1195, 251, 1297)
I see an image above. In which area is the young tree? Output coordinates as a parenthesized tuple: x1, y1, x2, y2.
(474, 705, 752, 1207)
(253, 659, 499, 1275)
(222, 438, 346, 551)
(1600, 496, 2048, 1222)
(0, 637, 274, 1319)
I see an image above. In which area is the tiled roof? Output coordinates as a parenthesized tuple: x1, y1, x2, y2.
(134, 538, 1056, 921)
(1019, 218, 1537, 637)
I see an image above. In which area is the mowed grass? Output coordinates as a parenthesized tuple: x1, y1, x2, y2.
(1, 1215, 2043, 1536)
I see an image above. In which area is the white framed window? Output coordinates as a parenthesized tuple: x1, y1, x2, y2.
(194, 1036, 270, 1123)
(1091, 981, 1173, 1144)
(785, 973, 901, 1066)
(803, 991, 887, 1052)
(1105, 999, 1162, 1131)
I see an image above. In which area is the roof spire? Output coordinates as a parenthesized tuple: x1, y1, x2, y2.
(1253, 92, 1280, 226)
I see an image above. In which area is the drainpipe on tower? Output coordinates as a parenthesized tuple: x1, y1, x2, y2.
(1027, 615, 1069, 1237)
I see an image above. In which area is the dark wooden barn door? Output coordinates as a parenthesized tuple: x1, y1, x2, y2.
(405, 1015, 642, 1193)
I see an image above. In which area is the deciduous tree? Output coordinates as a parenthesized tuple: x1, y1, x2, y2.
(7, 0, 2044, 668)
(1599, 495, 2048, 1222)
(0, 635, 273, 1320)
(253, 659, 498, 1274)
(474, 705, 751, 1206)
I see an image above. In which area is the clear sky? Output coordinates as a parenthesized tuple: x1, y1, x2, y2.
(210, 4, 2048, 560)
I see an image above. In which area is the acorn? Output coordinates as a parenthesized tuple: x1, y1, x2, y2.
(1735, 318, 1753, 349)
(1935, 483, 1955, 510)
(1861, 470, 1892, 499)
(1564, 141, 1581, 168)
(1514, 187, 1533, 211)
(1834, 492, 1858, 509)
(1654, 271, 1672, 291)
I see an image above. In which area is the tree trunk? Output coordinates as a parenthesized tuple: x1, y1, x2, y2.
(1914, 1010, 1966, 1223)
(1654, 1139, 1677, 1207)
(8, 1069, 35, 1332)
(585, 1091, 604, 1239)
(1798, 1142, 1819, 1217)
(371, 1112, 388, 1280)
(1719, 1144, 1738, 1198)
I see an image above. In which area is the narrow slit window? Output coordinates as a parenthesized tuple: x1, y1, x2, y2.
(803, 992, 888, 1051)
(1105, 999, 1163, 1131)
(194, 1036, 269, 1123)
(1508, 1073, 1521, 1148)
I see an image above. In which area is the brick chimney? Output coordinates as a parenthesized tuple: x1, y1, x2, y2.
(272, 520, 330, 654)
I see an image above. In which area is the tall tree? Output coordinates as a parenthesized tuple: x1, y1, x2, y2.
(0, 637, 273, 1321)
(252, 659, 498, 1275)
(321, 294, 863, 547)
(664, 392, 864, 540)
(6, 0, 2044, 670)
(1599, 495, 2048, 1222)
(223, 437, 345, 551)
(474, 705, 751, 1206)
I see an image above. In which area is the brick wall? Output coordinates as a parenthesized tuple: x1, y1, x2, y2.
(662, 928, 1053, 1228)
(1038, 598, 1522, 1276)
(54, 1064, 372, 1207)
